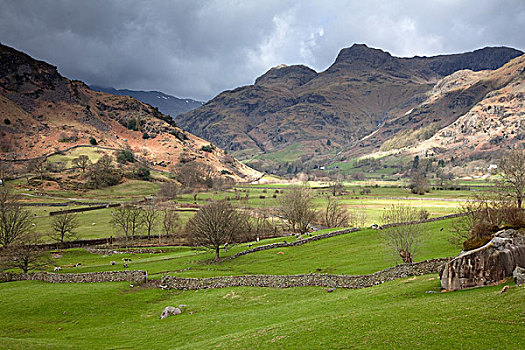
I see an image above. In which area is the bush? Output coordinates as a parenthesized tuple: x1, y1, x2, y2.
(136, 166, 150, 180)
(116, 149, 134, 164)
(89, 136, 98, 145)
(142, 132, 150, 139)
(201, 144, 214, 153)
(463, 235, 492, 251)
(3, 118, 10, 125)
(127, 118, 138, 131)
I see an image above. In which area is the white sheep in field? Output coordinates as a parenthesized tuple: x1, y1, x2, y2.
(54, 267, 62, 272)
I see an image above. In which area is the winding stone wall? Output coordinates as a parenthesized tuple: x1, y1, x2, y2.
(161, 258, 448, 290)
(0, 270, 147, 283)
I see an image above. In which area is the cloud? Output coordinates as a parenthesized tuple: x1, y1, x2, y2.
(1, 0, 523, 100)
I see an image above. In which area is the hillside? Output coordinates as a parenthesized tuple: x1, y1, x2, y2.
(175, 44, 523, 172)
(0, 44, 260, 181)
(90, 86, 204, 117)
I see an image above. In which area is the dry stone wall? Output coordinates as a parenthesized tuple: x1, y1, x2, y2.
(161, 258, 448, 290)
(0, 270, 147, 283)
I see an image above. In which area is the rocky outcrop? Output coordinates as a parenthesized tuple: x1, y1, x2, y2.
(513, 265, 525, 285)
(440, 229, 525, 290)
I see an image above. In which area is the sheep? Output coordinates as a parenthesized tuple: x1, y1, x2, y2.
(92, 222, 96, 225)
(123, 263, 128, 268)
(74, 263, 82, 267)
(54, 267, 62, 272)
(110, 261, 116, 265)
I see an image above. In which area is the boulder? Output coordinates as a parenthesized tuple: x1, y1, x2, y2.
(513, 265, 525, 285)
(440, 229, 525, 290)
(160, 306, 181, 319)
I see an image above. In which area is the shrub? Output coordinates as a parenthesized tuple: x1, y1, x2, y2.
(89, 136, 98, 145)
(127, 118, 138, 131)
(142, 132, 150, 139)
(201, 144, 214, 153)
(136, 166, 150, 180)
(3, 118, 10, 125)
(116, 149, 134, 164)
(220, 169, 232, 175)
(463, 235, 492, 251)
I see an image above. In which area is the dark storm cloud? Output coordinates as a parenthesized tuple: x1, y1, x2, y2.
(1, 0, 523, 100)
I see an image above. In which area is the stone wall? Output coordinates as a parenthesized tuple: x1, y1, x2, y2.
(0, 270, 147, 283)
(161, 258, 449, 290)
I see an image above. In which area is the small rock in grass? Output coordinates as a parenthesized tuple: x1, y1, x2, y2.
(326, 288, 336, 293)
(160, 306, 182, 319)
(513, 266, 525, 285)
(499, 285, 510, 294)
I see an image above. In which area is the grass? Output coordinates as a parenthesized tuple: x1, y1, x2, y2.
(0, 277, 523, 349)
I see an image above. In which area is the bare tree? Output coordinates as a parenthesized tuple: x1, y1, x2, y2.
(0, 231, 48, 273)
(185, 201, 247, 260)
(279, 185, 317, 234)
(409, 170, 429, 195)
(0, 189, 34, 247)
(348, 210, 367, 229)
(87, 155, 122, 188)
(500, 149, 525, 208)
(49, 212, 79, 244)
(72, 155, 91, 173)
(111, 205, 144, 246)
(380, 204, 423, 263)
(162, 209, 181, 244)
(142, 205, 160, 239)
(328, 178, 344, 196)
(322, 196, 349, 228)
(158, 182, 180, 200)
(27, 158, 47, 180)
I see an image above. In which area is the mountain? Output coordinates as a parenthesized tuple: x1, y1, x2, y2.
(175, 44, 523, 171)
(0, 43, 260, 181)
(90, 86, 204, 117)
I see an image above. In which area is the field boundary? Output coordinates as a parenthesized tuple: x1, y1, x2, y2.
(0, 270, 147, 283)
(161, 258, 449, 290)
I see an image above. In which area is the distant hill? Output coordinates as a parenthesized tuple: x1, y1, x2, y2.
(90, 86, 204, 117)
(0, 43, 260, 181)
(176, 44, 523, 172)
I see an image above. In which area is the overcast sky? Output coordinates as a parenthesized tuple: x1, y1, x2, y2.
(1, 0, 524, 101)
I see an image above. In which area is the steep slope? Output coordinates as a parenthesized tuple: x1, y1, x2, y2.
(176, 44, 522, 170)
(0, 44, 260, 181)
(90, 86, 204, 117)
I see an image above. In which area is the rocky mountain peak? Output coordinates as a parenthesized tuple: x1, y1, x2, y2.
(330, 43, 397, 71)
(254, 64, 318, 89)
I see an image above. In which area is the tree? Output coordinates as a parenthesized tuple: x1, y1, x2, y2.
(72, 155, 91, 173)
(185, 201, 247, 260)
(117, 149, 135, 164)
(279, 185, 317, 234)
(87, 155, 122, 188)
(111, 205, 144, 246)
(162, 209, 181, 244)
(0, 189, 33, 247)
(27, 158, 47, 180)
(500, 149, 525, 208)
(322, 196, 349, 228)
(328, 178, 344, 196)
(348, 210, 367, 229)
(49, 212, 79, 244)
(409, 170, 429, 195)
(142, 205, 160, 239)
(380, 204, 423, 263)
(0, 231, 48, 273)
(158, 182, 180, 200)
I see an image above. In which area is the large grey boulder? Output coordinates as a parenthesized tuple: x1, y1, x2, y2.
(440, 229, 525, 290)
(160, 306, 181, 319)
(513, 266, 525, 285)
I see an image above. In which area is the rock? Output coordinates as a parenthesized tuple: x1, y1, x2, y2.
(326, 288, 336, 293)
(513, 265, 525, 285)
(440, 229, 525, 291)
(499, 285, 510, 294)
(160, 306, 182, 319)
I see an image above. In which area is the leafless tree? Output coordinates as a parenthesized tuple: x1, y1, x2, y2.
(142, 205, 160, 239)
(380, 204, 423, 263)
(409, 170, 429, 195)
(158, 182, 180, 200)
(279, 185, 317, 234)
(500, 149, 525, 208)
(111, 205, 144, 246)
(328, 178, 344, 196)
(322, 196, 349, 228)
(177, 162, 214, 191)
(27, 158, 47, 180)
(0, 189, 34, 247)
(0, 231, 48, 273)
(185, 201, 247, 260)
(347, 210, 367, 229)
(87, 155, 122, 188)
(49, 212, 79, 244)
(161, 209, 181, 244)
(73, 155, 91, 173)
